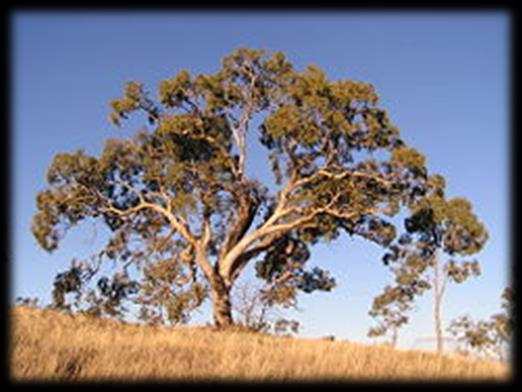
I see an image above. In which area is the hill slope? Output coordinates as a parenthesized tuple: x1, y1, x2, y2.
(10, 306, 510, 382)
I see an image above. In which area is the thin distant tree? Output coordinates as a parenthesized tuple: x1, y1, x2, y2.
(33, 47, 436, 327)
(371, 175, 488, 353)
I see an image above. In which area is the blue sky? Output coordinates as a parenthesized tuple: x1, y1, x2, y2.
(12, 12, 509, 350)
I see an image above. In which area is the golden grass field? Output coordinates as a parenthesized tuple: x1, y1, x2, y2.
(10, 305, 510, 382)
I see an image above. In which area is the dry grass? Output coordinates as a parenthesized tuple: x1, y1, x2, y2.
(10, 305, 511, 382)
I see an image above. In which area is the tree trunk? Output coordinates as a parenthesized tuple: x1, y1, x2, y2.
(433, 254, 444, 355)
(211, 275, 234, 328)
(434, 294, 443, 354)
(391, 327, 398, 348)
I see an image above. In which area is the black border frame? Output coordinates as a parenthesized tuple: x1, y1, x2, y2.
(3, 2, 518, 388)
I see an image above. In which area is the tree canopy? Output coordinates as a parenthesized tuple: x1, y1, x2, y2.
(33, 47, 448, 327)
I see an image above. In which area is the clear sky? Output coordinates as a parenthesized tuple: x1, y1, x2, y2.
(12, 11, 509, 350)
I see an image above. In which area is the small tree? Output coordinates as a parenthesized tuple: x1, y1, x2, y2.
(15, 297, 40, 308)
(232, 280, 300, 336)
(368, 283, 427, 347)
(448, 287, 514, 361)
(33, 47, 434, 327)
(375, 175, 488, 353)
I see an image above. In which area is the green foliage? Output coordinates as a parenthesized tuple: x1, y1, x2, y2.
(254, 235, 335, 307)
(51, 265, 84, 311)
(136, 258, 209, 325)
(391, 146, 426, 178)
(446, 259, 481, 284)
(110, 81, 158, 126)
(368, 277, 430, 345)
(403, 176, 488, 259)
(50, 258, 139, 320)
(83, 273, 140, 320)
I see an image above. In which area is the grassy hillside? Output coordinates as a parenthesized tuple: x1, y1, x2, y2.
(10, 306, 510, 382)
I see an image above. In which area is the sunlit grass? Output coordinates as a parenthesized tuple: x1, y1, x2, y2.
(10, 306, 510, 382)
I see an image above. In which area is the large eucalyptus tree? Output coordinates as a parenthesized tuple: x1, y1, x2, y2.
(33, 48, 433, 327)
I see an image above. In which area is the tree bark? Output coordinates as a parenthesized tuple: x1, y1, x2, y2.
(433, 254, 444, 355)
(434, 294, 443, 354)
(211, 274, 234, 328)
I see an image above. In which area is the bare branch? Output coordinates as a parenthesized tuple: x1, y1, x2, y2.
(100, 196, 196, 247)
